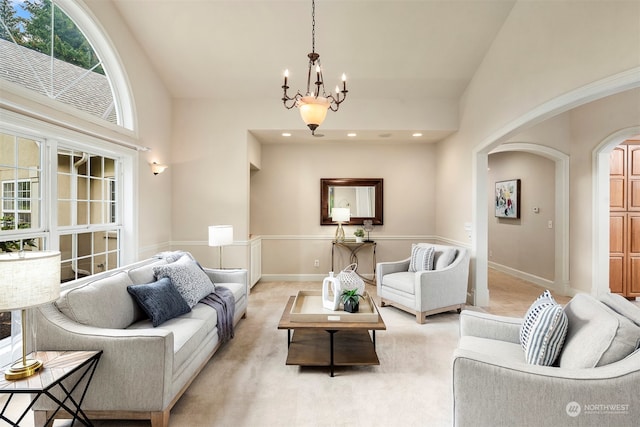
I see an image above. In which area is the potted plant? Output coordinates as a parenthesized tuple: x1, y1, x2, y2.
(354, 228, 365, 243)
(341, 288, 363, 313)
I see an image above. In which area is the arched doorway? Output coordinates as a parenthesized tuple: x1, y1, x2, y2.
(593, 127, 640, 296)
(472, 68, 640, 307)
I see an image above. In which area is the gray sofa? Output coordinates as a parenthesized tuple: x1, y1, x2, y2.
(453, 292, 640, 427)
(32, 253, 248, 427)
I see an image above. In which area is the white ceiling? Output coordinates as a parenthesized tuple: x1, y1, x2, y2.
(112, 0, 517, 143)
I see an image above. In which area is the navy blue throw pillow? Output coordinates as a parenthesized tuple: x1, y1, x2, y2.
(127, 277, 191, 327)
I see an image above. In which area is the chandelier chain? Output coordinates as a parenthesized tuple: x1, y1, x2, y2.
(311, 0, 316, 54)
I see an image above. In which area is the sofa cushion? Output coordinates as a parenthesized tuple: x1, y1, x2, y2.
(127, 303, 217, 373)
(599, 292, 640, 327)
(559, 293, 640, 368)
(128, 259, 167, 284)
(409, 245, 435, 272)
(382, 272, 416, 294)
(458, 336, 525, 363)
(56, 271, 143, 329)
(434, 248, 457, 270)
(153, 255, 215, 308)
(127, 278, 191, 327)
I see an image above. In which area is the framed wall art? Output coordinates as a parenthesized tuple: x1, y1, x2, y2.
(495, 179, 520, 219)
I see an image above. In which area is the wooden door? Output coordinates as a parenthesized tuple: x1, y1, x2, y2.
(628, 213, 640, 296)
(610, 142, 640, 297)
(610, 146, 626, 211)
(610, 212, 625, 294)
(628, 146, 640, 211)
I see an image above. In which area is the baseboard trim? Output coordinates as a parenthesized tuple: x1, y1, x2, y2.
(488, 262, 558, 292)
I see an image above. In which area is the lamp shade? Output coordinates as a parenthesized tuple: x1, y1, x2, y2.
(0, 251, 61, 311)
(331, 208, 351, 223)
(208, 225, 233, 247)
(298, 96, 330, 128)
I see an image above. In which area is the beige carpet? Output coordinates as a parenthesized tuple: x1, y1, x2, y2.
(5, 281, 461, 427)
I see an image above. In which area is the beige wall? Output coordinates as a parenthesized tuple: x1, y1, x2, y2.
(83, 0, 174, 260)
(76, 1, 640, 296)
(436, 0, 640, 301)
(251, 142, 438, 278)
(488, 151, 555, 281)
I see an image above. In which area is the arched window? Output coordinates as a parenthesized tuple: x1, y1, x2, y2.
(0, 1, 137, 362)
(0, 0, 135, 129)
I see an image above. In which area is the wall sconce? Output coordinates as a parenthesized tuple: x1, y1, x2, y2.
(150, 162, 168, 175)
(331, 208, 350, 242)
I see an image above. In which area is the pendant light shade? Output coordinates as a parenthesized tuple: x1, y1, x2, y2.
(298, 96, 330, 132)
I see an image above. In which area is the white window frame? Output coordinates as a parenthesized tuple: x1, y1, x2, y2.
(2, 179, 32, 225)
(0, 111, 138, 366)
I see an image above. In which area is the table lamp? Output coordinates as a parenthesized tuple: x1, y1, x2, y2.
(208, 225, 233, 268)
(331, 208, 350, 242)
(0, 250, 61, 380)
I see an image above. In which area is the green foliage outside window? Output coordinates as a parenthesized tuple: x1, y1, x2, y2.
(0, 215, 37, 252)
(0, 0, 104, 74)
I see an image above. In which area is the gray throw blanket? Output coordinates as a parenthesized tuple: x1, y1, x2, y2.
(200, 286, 235, 344)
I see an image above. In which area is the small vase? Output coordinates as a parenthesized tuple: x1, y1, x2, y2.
(343, 299, 359, 313)
(355, 236, 363, 243)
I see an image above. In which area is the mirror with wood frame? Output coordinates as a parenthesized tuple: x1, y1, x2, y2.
(320, 178, 383, 225)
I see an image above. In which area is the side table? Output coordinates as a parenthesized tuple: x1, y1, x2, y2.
(0, 350, 102, 427)
(331, 240, 377, 284)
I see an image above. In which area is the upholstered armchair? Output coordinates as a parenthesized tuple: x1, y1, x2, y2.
(376, 243, 470, 323)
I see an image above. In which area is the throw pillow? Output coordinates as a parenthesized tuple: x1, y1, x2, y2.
(434, 248, 457, 270)
(523, 303, 568, 366)
(559, 293, 640, 368)
(127, 277, 191, 327)
(153, 254, 215, 307)
(519, 290, 557, 350)
(408, 245, 435, 272)
(519, 290, 568, 366)
(599, 292, 640, 328)
(55, 271, 143, 329)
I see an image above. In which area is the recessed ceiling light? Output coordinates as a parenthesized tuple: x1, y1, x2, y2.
(412, 133, 423, 137)
(282, 133, 291, 137)
(347, 133, 357, 137)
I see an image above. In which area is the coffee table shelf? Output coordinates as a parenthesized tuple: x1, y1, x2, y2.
(286, 329, 380, 366)
(278, 295, 386, 377)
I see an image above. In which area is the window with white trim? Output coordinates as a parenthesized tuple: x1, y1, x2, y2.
(57, 148, 121, 281)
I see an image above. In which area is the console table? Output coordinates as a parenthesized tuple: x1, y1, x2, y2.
(0, 350, 102, 426)
(331, 240, 376, 284)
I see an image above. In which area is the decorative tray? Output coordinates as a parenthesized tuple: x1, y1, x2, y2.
(289, 290, 379, 323)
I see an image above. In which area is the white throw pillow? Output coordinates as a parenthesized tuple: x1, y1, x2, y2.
(408, 245, 435, 272)
(519, 290, 568, 365)
(153, 255, 215, 308)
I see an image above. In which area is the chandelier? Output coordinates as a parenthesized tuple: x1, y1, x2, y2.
(281, 0, 348, 135)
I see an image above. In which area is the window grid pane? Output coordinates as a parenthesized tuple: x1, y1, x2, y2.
(0, 134, 40, 234)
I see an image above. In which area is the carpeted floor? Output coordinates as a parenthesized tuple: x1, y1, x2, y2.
(5, 281, 461, 427)
(168, 281, 459, 427)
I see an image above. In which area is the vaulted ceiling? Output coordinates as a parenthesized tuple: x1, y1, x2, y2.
(112, 0, 517, 143)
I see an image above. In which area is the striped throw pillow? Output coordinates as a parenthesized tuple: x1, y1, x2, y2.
(520, 290, 568, 366)
(408, 245, 435, 272)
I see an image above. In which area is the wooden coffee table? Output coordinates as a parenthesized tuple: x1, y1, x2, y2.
(277, 295, 386, 377)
